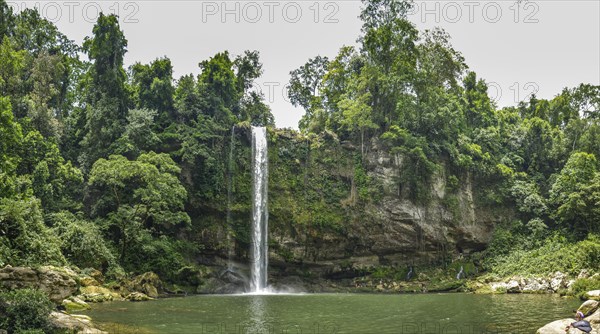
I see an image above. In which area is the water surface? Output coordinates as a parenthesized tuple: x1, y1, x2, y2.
(82, 293, 579, 333)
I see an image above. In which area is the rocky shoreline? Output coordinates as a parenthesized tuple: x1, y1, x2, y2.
(0, 265, 166, 333)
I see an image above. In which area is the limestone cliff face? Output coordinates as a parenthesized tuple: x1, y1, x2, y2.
(359, 142, 502, 261)
(268, 135, 509, 271)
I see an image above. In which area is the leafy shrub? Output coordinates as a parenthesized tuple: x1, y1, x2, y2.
(370, 266, 394, 280)
(484, 221, 527, 260)
(0, 288, 53, 333)
(487, 234, 600, 277)
(124, 234, 187, 281)
(0, 197, 65, 266)
(49, 211, 117, 270)
(569, 275, 600, 300)
(483, 219, 550, 269)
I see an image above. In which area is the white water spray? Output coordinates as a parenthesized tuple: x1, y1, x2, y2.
(250, 126, 268, 292)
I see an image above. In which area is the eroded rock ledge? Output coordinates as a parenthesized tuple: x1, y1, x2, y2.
(0, 266, 78, 303)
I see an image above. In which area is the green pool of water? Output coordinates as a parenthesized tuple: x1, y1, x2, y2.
(80, 293, 579, 333)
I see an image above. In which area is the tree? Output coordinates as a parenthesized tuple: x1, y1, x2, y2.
(24, 131, 83, 212)
(198, 51, 238, 124)
(417, 28, 466, 90)
(0, 288, 54, 333)
(26, 51, 64, 138)
(114, 108, 161, 158)
(0, 97, 23, 197)
(88, 153, 190, 261)
(359, 0, 413, 32)
(173, 74, 203, 122)
(240, 91, 274, 127)
(321, 46, 361, 132)
(381, 125, 437, 201)
(80, 13, 129, 168)
(234, 50, 262, 93)
(549, 152, 599, 237)
(571, 84, 599, 120)
(0, 0, 14, 40)
(10, 9, 80, 120)
(562, 84, 600, 152)
(131, 57, 175, 127)
(360, 3, 418, 130)
(338, 70, 378, 158)
(520, 117, 562, 176)
(49, 211, 116, 271)
(12, 8, 77, 56)
(288, 56, 329, 131)
(510, 179, 547, 218)
(463, 71, 495, 130)
(0, 37, 24, 99)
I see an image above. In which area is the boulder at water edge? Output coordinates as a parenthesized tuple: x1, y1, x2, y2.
(129, 272, 163, 298)
(62, 296, 91, 312)
(586, 291, 600, 301)
(125, 292, 153, 301)
(50, 311, 107, 334)
(490, 279, 520, 293)
(79, 285, 121, 302)
(579, 300, 600, 316)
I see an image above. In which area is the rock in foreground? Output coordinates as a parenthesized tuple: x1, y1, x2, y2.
(0, 266, 78, 303)
(50, 311, 107, 334)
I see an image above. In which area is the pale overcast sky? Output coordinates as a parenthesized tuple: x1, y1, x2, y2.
(10, 0, 600, 128)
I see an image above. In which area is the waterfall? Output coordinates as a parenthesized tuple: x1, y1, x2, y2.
(250, 126, 268, 292)
(456, 266, 465, 280)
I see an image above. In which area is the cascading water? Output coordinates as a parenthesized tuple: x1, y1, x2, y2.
(250, 126, 268, 292)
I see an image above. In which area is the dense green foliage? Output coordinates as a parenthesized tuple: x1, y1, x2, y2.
(569, 275, 600, 300)
(0, 0, 274, 280)
(485, 231, 600, 277)
(0, 0, 598, 295)
(0, 288, 53, 333)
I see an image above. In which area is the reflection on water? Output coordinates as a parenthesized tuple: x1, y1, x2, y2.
(247, 296, 266, 333)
